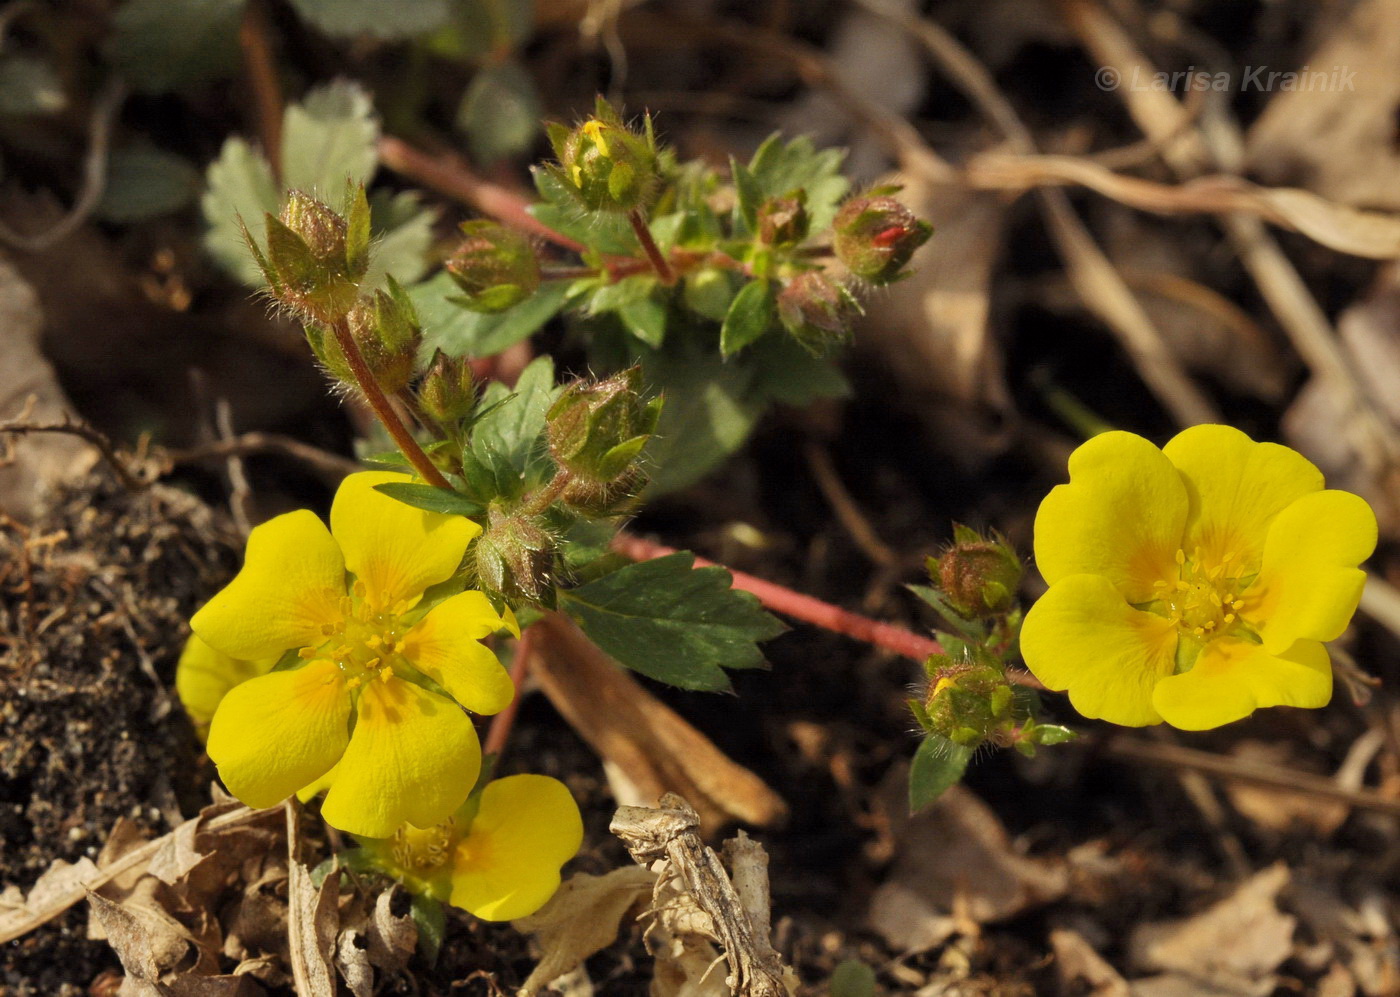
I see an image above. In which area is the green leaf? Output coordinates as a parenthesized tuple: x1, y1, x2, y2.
(0, 54, 65, 116)
(907, 584, 984, 640)
(97, 144, 202, 223)
(530, 170, 637, 254)
(410, 892, 447, 964)
(415, 274, 569, 360)
(729, 156, 762, 233)
(830, 960, 876, 997)
(909, 735, 971, 813)
(561, 552, 785, 691)
(746, 335, 851, 406)
(373, 482, 484, 516)
(281, 79, 379, 198)
(639, 336, 765, 495)
(462, 355, 558, 498)
(425, 0, 534, 57)
(290, 0, 450, 38)
(457, 60, 541, 164)
(745, 133, 849, 230)
(720, 279, 775, 357)
(106, 0, 245, 94)
(619, 296, 667, 347)
(201, 136, 280, 283)
(1030, 723, 1077, 746)
(363, 190, 435, 288)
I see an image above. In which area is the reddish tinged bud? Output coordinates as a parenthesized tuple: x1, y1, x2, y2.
(776, 271, 860, 354)
(419, 350, 476, 425)
(832, 195, 932, 284)
(474, 507, 555, 605)
(929, 525, 1023, 618)
(445, 221, 541, 313)
(756, 193, 809, 247)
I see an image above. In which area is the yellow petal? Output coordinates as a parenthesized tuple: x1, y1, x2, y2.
(448, 775, 583, 921)
(191, 510, 346, 660)
(1152, 637, 1331, 730)
(206, 660, 351, 809)
(1162, 424, 1323, 575)
(320, 677, 481, 838)
(1246, 490, 1376, 654)
(1020, 574, 1178, 727)
(329, 471, 481, 611)
(400, 592, 515, 715)
(175, 635, 276, 738)
(296, 760, 339, 803)
(1033, 431, 1188, 602)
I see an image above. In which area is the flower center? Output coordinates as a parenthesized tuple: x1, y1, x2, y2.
(301, 580, 409, 687)
(390, 819, 456, 874)
(1152, 548, 1248, 640)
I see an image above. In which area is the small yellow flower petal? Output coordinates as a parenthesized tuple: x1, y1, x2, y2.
(1152, 637, 1332, 730)
(192, 510, 346, 659)
(207, 660, 351, 809)
(320, 677, 482, 838)
(1020, 573, 1179, 727)
(329, 471, 481, 611)
(1033, 431, 1188, 603)
(400, 592, 515, 715)
(448, 775, 583, 921)
(175, 635, 275, 739)
(1162, 424, 1323, 575)
(296, 760, 339, 803)
(1247, 489, 1377, 654)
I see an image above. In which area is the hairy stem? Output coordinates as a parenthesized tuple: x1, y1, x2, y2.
(628, 209, 676, 285)
(328, 318, 452, 489)
(483, 626, 535, 759)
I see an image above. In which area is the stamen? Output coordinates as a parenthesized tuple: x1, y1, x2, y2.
(1175, 549, 1186, 565)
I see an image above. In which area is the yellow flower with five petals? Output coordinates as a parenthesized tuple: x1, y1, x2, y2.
(191, 471, 514, 837)
(1021, 425, 1377, 730)
(359, 774, 583, 921)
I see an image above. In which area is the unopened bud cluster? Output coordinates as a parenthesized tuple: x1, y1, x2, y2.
(544, 97, 660, 214)
(928, 525, 1023, 619)
(915, 652, 1014, 747)
(545, 367, 661, 514)
(832, 193, 933, 284)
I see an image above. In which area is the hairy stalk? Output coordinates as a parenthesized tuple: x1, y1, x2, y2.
(628, 209, 676, 285)
(328, 317, 452, 489)
(483, 626, 535, 758)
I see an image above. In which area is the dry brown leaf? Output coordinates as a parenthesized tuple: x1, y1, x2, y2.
(1223, 741, 1351, 835)
(335, 929, 375, 997)
(284, 805, 338, 997)
(1049, 928, 1130, 997)
(530, 612, 787, 833)
(86, 890, 198, 995)
(1130, 864, 1295, 997)
(867, 781, 1067, 953)
(513, 866, 657, 996)
(366, 885, 416, 973)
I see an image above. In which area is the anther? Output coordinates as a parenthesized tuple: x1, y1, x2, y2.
(1175, 549, 1186, 565)
(298, 647, 318, 659)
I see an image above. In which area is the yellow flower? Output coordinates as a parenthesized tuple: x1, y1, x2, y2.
(1021, 426, 1376, 730)
(175, 635, 275, 741)
(360, 774, 583, 921)
(191, 471, 515, 836)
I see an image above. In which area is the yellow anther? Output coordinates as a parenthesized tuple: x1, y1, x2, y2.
(1175, 549, 1186, 565)
(298, 646, 318, 659)
(1193, 626, 1205, 636)
(1221, 551, 1234, 563)
(365, 635, 382, 649)
(1232, 599, 1244, 610)
(353, 579, 368, 598)
(320, 622, 337, 636)
(379, 665, 394, 682)
(1176, 580, 1190, 591)
(364, 656, 381, 671)
(1224, 613, 1236, 624)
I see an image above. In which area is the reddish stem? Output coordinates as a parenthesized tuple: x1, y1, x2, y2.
(377, 135, 585, 254)
(484, 626, 535, 758)
(611, 532, 941, 661)
(328, 318, 452, 490)
(628, 210, 676, 285)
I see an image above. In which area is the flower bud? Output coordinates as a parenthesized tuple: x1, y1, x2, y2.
(556, 467, 648, 517)
(338, 284, 421, 395)
(474, 507, 555, 605)
(776, 272, 860, 354)
(832, 195, 932, 284)
(546, 367, 662, 487)
(919, 653, 1014, 747)
(445, 221, 541, 313)
(757, 193, 809, 248)
(929, 526, 1023, 618)
(248, 190, 367, 323)
(419, 350, 476, 425)
(543, 97, 659, 214)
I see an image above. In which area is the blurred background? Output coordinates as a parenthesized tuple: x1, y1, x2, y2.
(4, 1, 1400, 994)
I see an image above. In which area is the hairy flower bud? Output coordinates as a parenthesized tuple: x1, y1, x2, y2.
(929, 525, 1023, 618)
(318, 279, 421, 395)
(419, 350, 476, 425)
(446, 221, 541, 313)
(248, 188, 369, 323)
(757, 193, 809, 248)
(832, 194, 932, 284)
(776, 271, 860, 354)
(919, 654, 1014, 747)
(546, 367, 662, 488)
(544, 97, 660, 214)
(474, 507, 555, 605)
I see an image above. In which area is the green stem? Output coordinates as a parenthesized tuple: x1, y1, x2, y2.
(329, 318, 452, 490)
